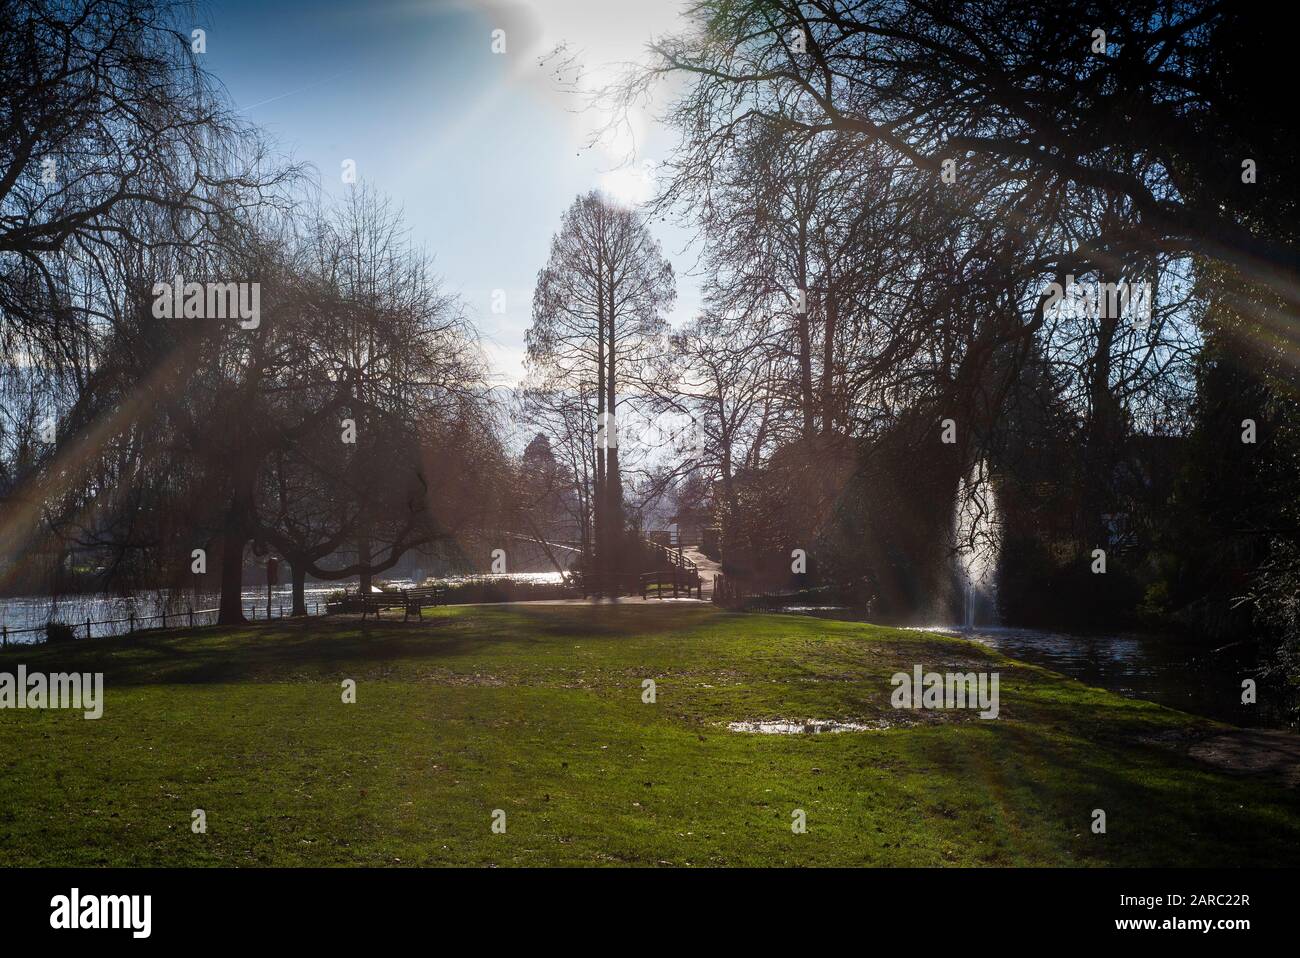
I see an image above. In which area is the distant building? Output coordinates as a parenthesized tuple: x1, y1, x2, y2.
(669, 507, 709, 548)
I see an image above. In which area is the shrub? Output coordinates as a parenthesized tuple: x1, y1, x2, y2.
(45, 621, 77, 643)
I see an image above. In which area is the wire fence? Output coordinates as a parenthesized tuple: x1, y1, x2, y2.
(1, 599, 330, 647)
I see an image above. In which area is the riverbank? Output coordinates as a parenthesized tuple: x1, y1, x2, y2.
(0, 573, 573, 643)
(1, 604, 1297, 866)
(751, 605, 1293, 728)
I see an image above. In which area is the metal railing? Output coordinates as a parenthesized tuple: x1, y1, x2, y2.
(712, 574, 747, 606)
(1, 599, 328, 647)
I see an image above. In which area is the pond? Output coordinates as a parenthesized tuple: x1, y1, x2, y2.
(935, 625, 1283, 728)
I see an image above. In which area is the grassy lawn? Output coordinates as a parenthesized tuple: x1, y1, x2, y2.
(1, 603, 1296, 866)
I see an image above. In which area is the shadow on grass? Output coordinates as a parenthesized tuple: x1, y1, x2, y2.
(915, 720, 1300, 866)
(0, 614, 503, 687)
(0, 603, 725, 689)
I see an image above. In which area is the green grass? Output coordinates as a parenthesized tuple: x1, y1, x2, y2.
(1, 604, 1296, 866)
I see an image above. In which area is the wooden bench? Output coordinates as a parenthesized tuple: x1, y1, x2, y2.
(359, 586, 445, 620)
(400, 586, 445, 620)
(359, 592, 406, 619)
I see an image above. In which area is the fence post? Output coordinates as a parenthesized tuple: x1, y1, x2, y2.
(128, 612, 135, 633)
(86, 617, 91, 640)
(2, 625, 6, 648)
(189, 608, 195, 628)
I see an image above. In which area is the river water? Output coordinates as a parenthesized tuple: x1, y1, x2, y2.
(0, 586, 336, 642)
(0, 572, 569, 644)
(925, 625, 1281, 727)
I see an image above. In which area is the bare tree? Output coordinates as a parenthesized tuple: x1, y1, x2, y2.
(525, 191, 674, 573)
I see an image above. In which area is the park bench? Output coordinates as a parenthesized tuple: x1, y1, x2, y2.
(359, 592, 406, 619)
(358, 586, 445, 620)
(399, 586, 445, 620)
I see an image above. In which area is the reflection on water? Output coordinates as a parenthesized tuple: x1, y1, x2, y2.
(422, 572, 564, 586)
(919, 625, 1284, 728)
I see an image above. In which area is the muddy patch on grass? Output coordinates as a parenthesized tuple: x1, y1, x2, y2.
(1188, 729, 1300, 786)
(1140, 726, 1300, 787)
(727, 718, 893, 734)
(419, 670, 510, 687)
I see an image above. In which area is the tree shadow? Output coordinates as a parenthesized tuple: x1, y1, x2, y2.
(0, 604, 725, 688)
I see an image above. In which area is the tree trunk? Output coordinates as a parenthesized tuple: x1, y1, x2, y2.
(1083, 276, 1123, 547)
(217, 517, 247, 625)
(606, 261, 623, 576)
(821, 278, 837, 435)
(594, 243, 607, 579)
(358, 532, 372, 594)
(796, 221, 814, 438)
(291, 562, 307, 616)
(720, 424, 738, 563)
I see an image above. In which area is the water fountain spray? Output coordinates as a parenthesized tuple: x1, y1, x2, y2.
(953, 459, 1000, 629)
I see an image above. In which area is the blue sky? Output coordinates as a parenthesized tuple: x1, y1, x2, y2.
(200, 0, 703, 387)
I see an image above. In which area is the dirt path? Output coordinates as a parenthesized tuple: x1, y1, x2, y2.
(681, 546, 721, 591)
